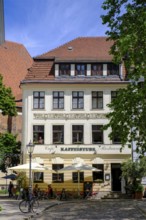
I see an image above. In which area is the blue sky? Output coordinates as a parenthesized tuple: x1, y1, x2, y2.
(4, 0, 107, 57)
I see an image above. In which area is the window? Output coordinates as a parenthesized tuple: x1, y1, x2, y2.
(53, 125, 64, 144)
(59, 64, 70, 76)
(72, 172, 84, 183)
(53, 91, 64, 109)
(72, 91, 84, 109)
(33, 125, 44, 144)
(107, 63, 119, 75)
(92, 164, 104, 182)
(75, 64, 86, 76)
(92, 125, 103, 144)
(112, 131, 121, 144)
(72, 125, 83, 144)
(92, 91, 103, 109)
(33, 92, 45, 109)
(34, 172, 44, 183)
(111, 91, 118, 102)
(91, 64, 103, 76)
(52, 164, 64, 183)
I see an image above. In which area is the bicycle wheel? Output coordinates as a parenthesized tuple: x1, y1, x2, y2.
(19, 200, 30, 213)
(31, 198, 39, 213)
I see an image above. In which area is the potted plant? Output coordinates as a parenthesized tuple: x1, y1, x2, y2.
(135, 183, 144, 199)
(121, 158, 146, 199)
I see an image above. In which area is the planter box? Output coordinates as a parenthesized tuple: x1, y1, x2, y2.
(135, 192, 143, 199)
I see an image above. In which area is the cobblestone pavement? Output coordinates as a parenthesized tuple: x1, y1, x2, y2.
(36, 200, 146, 220)
(0, 198, 146, 220)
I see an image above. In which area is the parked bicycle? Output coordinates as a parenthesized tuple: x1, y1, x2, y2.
(19, 188, 39, 213)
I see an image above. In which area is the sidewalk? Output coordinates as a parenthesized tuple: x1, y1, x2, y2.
(0, 196, 146, 220)
(0, 196, 60, 220)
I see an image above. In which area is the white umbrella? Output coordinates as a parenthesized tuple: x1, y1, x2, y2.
(58, 162, 101, 196)
(8, 162, 50, 172)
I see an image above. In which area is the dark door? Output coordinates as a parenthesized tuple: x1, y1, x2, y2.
(111, 164, 121, 191)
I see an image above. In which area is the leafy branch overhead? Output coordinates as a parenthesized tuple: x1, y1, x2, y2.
(102, 0, 146, 155)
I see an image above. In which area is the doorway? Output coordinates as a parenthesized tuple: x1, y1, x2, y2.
(111, 164, 121, 191)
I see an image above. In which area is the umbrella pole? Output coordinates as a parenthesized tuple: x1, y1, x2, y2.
(78, 171, 80, 197)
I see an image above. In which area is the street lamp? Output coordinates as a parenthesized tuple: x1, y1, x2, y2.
(26, 141, 35, 195)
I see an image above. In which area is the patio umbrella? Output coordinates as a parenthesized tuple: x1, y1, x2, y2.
(8, 162, 50, 172)
(1, 173, 17, 180)
(8, 163, 55, 188)
(58, 162, 101, 196)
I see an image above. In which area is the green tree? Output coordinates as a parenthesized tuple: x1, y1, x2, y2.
(0, 133, 21, 172)
(0, 75, 17, 116)
(101, 0, 146, 155)
(121, 158, 146, 193)
(0, 74, 20, 172)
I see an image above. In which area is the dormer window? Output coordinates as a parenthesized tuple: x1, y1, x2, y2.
(107, 63, 119, 75)
(75, 64, 86, 76)
(59, 64, 70, 76)
(91, 63, 103, 76)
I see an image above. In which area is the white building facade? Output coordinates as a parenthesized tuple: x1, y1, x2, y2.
(21, 37, 130, 195)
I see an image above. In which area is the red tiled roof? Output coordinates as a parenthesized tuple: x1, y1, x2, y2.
(36, 37, 113, 61)
(22, 37, 125, 83)
(0, 41, 32, 106)
(23, 37, 126, 83)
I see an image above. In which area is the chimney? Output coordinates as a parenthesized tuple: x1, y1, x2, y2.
(0, 0, 5, 45)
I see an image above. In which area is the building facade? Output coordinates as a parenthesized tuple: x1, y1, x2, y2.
(21, 37, 130, 195)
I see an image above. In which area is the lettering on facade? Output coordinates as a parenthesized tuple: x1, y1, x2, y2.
(61, 148, 95, 151)
(34, 113, 107, 120)
(100, 146, 120, 151)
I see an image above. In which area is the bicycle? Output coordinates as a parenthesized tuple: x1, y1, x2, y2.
(19, 196, 39, 213)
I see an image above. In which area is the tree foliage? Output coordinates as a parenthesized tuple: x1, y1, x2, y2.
(0, 74, 17, 116)
(102, 0, 146, 155)
(0, 133, 21, 172)
(0, 74, 19, 172)
(121, 158, 146, 192)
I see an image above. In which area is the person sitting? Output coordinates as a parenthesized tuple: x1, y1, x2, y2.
(60, 188, 67, 200)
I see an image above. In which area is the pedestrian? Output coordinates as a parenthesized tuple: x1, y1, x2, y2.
(8, 181, 14, 197)
(47, 185, 53, 198)
(33, 184, 39, 196)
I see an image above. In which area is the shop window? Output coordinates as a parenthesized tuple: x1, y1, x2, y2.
(72, 125, 83, 144)
(53, 125, 64, 144)
(34, 172, 44, 183)
(91, 63, 103, 76)
(52, 164, 64, 183)
(72, 91, 84, 109)
(92, 164, 104, 182)
(53, 91, 64, 109)
(33, 91, 45, 109)
(92, 125, 103, 144)
(72, 172, 84, 183)
(33, 125, 44, 144)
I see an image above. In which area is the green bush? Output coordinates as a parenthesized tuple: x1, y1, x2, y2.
(0, 189, 8, 194)
(135, 184, 144, 192)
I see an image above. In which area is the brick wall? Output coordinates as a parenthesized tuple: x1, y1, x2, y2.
(0, 113, 22, 142)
